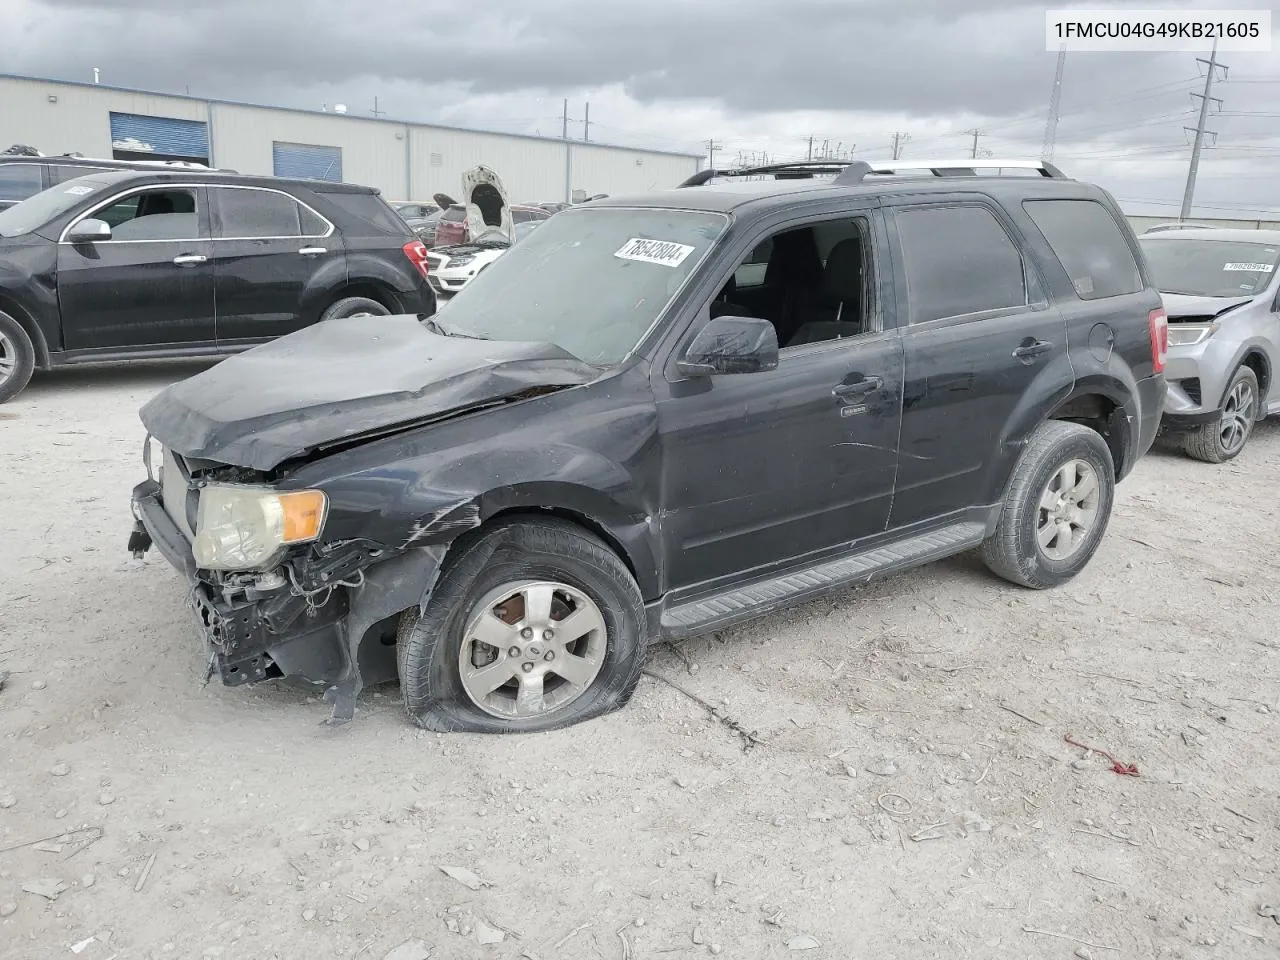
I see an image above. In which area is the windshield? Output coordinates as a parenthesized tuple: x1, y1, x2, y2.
(436, 206, 729, 365)
(1140, 237, 1280, 297)
(0, 175, 110, 237)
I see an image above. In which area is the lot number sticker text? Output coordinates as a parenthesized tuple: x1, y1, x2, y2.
(615, 238, 695, 267)
(1223, 262, 1275, 272)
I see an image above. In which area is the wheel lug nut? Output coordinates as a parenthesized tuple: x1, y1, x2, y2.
(522, 662, 534, 673)
(544, 651, 555, 661)
(508, 646, 521, 657)
(543, 629, 555, 641)
(521, 628, 533, 640)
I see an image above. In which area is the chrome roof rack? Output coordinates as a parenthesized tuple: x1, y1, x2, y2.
(678, 157, 1067, 188)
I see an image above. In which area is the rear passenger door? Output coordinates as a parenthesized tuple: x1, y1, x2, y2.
(207, 185, 342, 347)
(884, 198, 1073, 529)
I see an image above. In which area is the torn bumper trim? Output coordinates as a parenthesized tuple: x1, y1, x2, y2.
(132, 479, 196, 578)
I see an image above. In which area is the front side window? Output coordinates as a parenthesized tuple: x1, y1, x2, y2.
(1024, 198, 1143, 300)
(895, 205, 1027, 324)
(437, 206, 728, 365)
(1138, 237, 1280, 297)
(212, 188, 325, 238)
(710, 216, 879, 351)
(95, 188, 200, 241)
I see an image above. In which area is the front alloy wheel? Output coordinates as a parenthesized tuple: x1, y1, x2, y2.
(1183, 365, 1258, 464)
(458, 580, 607, 720)
(397, 518, 647, 733)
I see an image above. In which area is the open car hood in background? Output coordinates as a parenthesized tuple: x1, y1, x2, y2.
(139, 314, 599, 471)
(461, 165, 514, 244)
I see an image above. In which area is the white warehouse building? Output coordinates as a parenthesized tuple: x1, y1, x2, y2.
(0, 74, 703, 203)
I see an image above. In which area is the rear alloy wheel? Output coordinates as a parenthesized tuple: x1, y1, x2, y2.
(0, 311, 36, 404)
(1183, 365, 1258, 464)
(320, 296, 392, 322)
(980, 420, 1116, 589)
(397, 518, 647, 733)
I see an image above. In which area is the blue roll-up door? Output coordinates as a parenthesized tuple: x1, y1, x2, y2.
(272, 142, 343, 182)
(109, 112, 209, 161)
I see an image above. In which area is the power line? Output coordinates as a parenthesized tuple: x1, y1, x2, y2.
(1181, 40, 1228, 220)
(1042, 46, 1067, 159)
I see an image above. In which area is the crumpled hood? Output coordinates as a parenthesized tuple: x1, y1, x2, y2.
(1161, 292, 1256, 320)
(139, 314, 600, 471)
(461, 165, 514, 244)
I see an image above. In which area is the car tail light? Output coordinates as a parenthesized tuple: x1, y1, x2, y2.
(403, 240, 430, 279)
(1147, 307, 1168, 374)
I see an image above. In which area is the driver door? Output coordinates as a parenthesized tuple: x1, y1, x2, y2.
(652, 206, 905, 595)
(58, 184, 216, 351)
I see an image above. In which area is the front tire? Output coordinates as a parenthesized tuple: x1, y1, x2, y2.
(0, 311, 36, 404)
(980, 420, 1116, 589)
(320, 296, 391, 322)
(1182, 365, 1258, 464)
(397, 518, 647, 734)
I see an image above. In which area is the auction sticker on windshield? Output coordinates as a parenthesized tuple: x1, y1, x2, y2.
(1223, 262, 1275, 272)
(615, 238, 695, 267)
(64, 185, 95, 195)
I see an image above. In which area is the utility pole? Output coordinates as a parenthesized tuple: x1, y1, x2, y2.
(807, 135, 814, 160)
(707, 139, 720, 170)
(1180, 40, 1227, 221)
(891, 131, 910, 160)
(583, 102, 590, 141)
(1041, 46, 1066, 160)
(561, 99, 569, 139)
(965, 128, 983, 159)
(371, 96, 386, 119)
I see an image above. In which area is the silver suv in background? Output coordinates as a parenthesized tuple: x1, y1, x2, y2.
(1139, 228, 1280, 462)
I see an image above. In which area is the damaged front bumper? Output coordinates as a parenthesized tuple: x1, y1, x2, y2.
(128, 479, 444, 722)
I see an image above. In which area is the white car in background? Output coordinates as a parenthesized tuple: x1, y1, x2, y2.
(427, 219, 543, 300)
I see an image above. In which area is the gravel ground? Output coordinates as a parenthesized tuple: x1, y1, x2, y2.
(1, 362, 1278, 960)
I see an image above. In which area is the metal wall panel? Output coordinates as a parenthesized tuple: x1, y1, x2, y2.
(408, 127, 566, 203)
(566, 144, 700, 200)
(272, 141, 342, 181)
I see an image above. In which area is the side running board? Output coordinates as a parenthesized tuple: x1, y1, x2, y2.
(659, 522, 986, 639)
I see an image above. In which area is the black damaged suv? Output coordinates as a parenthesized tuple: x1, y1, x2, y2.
(128, 159, 1167, 733)
(0, 169, 434, 402)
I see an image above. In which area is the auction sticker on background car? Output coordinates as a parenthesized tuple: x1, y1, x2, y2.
(614, 238, 695, 267)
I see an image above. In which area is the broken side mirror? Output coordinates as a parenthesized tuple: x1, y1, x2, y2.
(67, 218, 111, 243)
(676, 315, 779, 377)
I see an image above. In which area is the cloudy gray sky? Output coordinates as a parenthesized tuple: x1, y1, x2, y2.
(4, 0, 1280, 216)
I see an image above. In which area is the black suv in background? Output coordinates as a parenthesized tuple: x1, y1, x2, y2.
(0, 153, 232, 211)
(129, 158, 1166, 733)
(0, 170, 435, 402)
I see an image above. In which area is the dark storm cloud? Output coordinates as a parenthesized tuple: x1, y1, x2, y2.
(9, 0, 1180, 119)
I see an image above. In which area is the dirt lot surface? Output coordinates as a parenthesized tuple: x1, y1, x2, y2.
(1, 362, 1278, 960)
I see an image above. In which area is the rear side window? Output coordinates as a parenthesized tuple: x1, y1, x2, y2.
(212, 188, 328, 238)
(317, 191, 409, 236)
(0, 163, 43, 203)
(1023, 199, 1143, 300)
(48, 164, 115, 185)
(441, 206, 466, 222)
(895, 205, 1027, 324)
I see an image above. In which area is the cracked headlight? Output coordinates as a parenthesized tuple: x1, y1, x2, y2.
(191, 485, 328, 571)
(1167, 323, 1217, 346)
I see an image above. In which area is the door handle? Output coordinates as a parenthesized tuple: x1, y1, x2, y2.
(299, 247, 327, 256)
(1012, 339, 1053, 360)
(173, 254, 207, 266)
(832, 376, 883, 399)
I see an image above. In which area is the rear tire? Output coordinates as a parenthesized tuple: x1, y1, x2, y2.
(320, 297, 391, 322)
(980, 420, 1116, 589)
(1182, 365, 1258, 464)
(0, 311, 36, 404)
(397, 518, 647, 734)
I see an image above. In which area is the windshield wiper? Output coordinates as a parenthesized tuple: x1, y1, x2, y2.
(420, 314, 489, 340)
